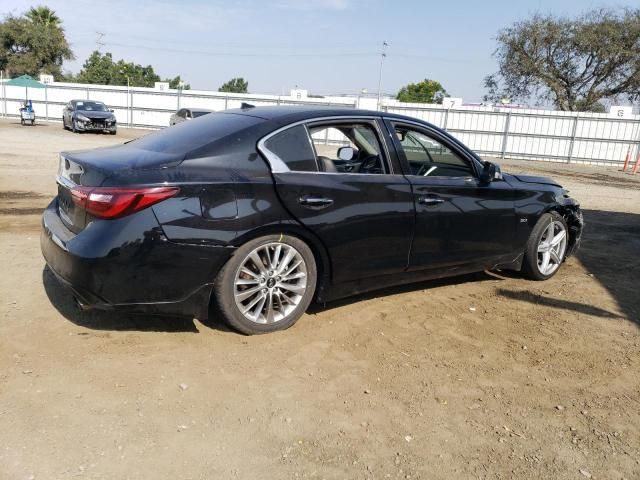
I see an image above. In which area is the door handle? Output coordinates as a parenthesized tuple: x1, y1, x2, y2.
(418, 195, 445, 206)
(298, 195, 334, 209)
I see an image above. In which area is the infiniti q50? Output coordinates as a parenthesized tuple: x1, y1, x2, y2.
(41, 106, 583, 334)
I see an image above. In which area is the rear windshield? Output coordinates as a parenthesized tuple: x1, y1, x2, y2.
(131, 113, 262, 154)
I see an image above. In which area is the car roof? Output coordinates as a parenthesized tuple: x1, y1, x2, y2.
(223, 105, 424, 125)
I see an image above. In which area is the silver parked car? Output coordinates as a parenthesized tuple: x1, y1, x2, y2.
(169, 108, 213, 126)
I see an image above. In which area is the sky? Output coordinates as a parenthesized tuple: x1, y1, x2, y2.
(2, 0, 638, 101)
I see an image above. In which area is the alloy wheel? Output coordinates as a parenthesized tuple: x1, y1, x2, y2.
(233, 242, 308, 324)
(536, 220, 567, 276)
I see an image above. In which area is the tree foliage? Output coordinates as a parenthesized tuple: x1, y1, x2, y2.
(67, 51, 190, 89)
(396, 79, 448, 104)
(166, 75, 190, 90)
(218, 77, 248, 93)
(484, 8, 640, 111)
(25, 6, 61, 26)
(0, 6, 73, 78)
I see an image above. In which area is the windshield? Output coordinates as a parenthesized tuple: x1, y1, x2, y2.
(75, 101, 108, 112)
(192, 111, 211, 118)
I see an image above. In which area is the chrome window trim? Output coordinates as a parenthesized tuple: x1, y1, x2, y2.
(257, 115, 393, 175)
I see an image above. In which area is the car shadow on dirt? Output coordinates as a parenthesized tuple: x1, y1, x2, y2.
(576, 209, 640, 325)
(307, 271, 498, 314)
(42, 266, 202, 333)
(497, 209, 640, 326)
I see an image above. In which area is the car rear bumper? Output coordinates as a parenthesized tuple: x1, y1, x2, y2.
(40, 198, 233, 319)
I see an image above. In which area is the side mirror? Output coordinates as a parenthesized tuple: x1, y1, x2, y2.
(337, 146, 355, 161)
(109, 109, 114, 113)
(480, 161, 502, 184)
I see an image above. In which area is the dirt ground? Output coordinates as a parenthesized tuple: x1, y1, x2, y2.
(1, 119, 639, 480)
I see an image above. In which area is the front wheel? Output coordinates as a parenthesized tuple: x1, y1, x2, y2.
(522, 212, 569, 280)
(213, 235, 317, 335)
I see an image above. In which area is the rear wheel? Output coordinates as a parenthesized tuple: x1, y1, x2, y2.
(522, 212, 568, 280)
(213, 234, 317, 335)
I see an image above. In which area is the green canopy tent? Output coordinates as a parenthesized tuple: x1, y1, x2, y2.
(5, 74, 45, 103)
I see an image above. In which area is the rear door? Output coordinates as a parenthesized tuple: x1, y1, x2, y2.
(261, 118, 415, 284)
(386, 120, 518, 270)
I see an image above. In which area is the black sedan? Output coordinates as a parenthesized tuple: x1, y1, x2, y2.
(41, 106, 583, 334)
(62, 100, 117, 134)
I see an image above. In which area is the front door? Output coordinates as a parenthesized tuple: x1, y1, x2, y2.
(387, 120, 518, 271)
(262, 119, 415, 284)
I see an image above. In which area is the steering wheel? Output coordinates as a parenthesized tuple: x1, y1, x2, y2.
(416, 164, 438, 176)
(358, 154, 382, 174)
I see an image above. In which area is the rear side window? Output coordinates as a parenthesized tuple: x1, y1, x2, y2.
(263, 125, 318, 172)
(132, 113, 262, 154)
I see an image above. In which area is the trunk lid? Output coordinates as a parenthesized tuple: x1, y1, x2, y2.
(56, 145, 184, 232)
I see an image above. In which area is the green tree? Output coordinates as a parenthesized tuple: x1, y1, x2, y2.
(165, 75, 190, 90)
(484, 8, 640, 111)
(396, 79, 448, 104)
(25, 6, 61, 26)
(218, 77, 248, 93)
(0, 7, 73, 78)
(69, 50, 190, 89)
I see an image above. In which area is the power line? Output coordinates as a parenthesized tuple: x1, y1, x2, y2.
(96, 41, 378, 58)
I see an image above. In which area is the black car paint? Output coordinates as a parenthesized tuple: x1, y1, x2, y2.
(41, 106, 583, 319)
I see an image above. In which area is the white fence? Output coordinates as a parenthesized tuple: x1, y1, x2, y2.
(1, 81, 639, 167)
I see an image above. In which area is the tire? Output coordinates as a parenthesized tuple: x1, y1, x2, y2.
(213, 234, 317, 335)
(522, 212, 569, 281)
(20, 119, 25, 126)
(110, 130, 117, 135)
(62, 117, 67, 130)
(72, 119, 77, 133)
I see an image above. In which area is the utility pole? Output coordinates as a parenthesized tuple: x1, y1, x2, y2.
(376, 41, 388, 110)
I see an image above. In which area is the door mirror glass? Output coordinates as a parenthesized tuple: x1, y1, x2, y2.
(337, 146, 355, 161)
(480, 161, 502, 184)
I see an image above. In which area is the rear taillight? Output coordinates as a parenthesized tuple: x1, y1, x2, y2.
(71, 186, 179, 219)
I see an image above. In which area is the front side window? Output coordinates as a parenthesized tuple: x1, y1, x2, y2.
(394, 126, 474, 178)
(263, 124, 318, 172)
(308, 123, 386, 174)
